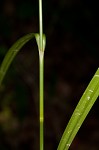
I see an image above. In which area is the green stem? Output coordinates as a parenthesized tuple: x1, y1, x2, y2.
(39, 51, 44, 150)
(39, 0, 43, 51)
(38, 0, 45, 150)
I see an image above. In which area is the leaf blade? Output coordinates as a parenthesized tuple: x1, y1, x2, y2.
(0, 33, 37, 84)
(57, 68, 99, 150)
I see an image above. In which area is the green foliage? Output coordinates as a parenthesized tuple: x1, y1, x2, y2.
(0, 32, 46, 150)
(0, 0, 99, 150)
(0, 33, 38, 85)
(58, 68, 99, 150)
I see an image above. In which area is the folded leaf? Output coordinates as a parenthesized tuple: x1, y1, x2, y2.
(0, 33, 46, 85)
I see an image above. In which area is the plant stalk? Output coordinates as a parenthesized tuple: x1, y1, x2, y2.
(39, 51, 44, 150)
(39, 0, 43, 51)
(39, 0, 45, 150)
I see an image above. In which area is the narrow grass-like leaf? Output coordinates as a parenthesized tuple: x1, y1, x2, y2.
(57, 68, 99, 150)
(0, 33, 45, 85)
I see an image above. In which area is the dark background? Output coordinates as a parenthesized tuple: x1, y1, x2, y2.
(0, 0, 99, 150)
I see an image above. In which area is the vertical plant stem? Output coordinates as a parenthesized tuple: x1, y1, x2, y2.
(39, 51, 44, 150)
(39, 0, 45, 150)
(39, 0, 43, 51)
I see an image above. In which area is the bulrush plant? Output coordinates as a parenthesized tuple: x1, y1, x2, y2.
(0, 0, 99, 150)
